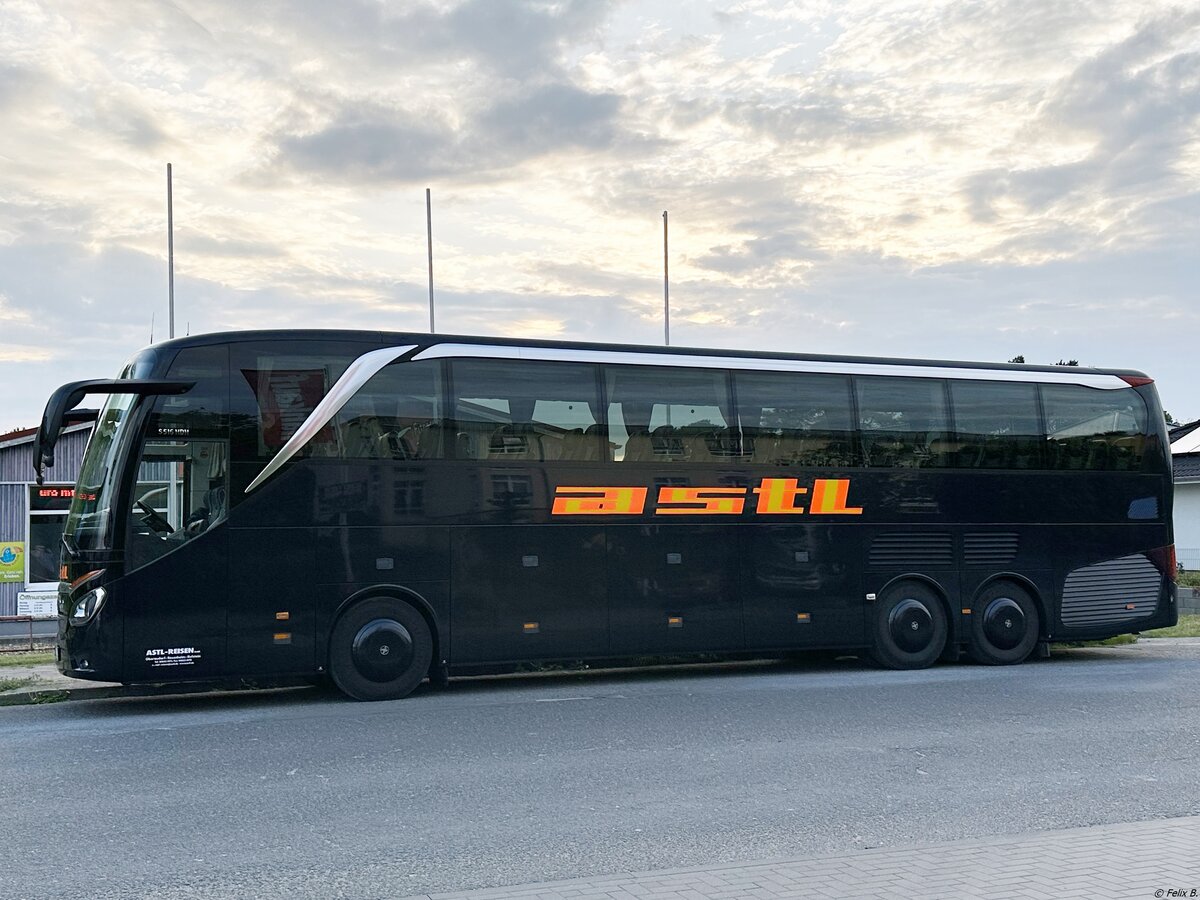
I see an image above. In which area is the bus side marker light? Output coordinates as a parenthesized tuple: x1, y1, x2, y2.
(273, 633, 292, 644)
(668, 616, 683, 628)
(866, 593, 877, 601)
(376, 557, 394, 571)
(275, 611, 290, 621)
(524, 622, 540, 634)
(794, 551, 809, 563)
(796, 613, 811, 624)
(1125, 603, 1136, 610)
(962, 608, 971, 615)
(666, 553, 682, 565)
(522, 555, 539, 568)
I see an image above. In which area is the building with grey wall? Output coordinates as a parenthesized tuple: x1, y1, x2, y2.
(0, 424, 92, 617)
(1170, 420, 1200, 574)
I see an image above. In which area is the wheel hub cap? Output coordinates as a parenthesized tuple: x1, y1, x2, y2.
(983, 597, 1025, 651)
(352, 618, 414, 683)
(888, 598, 934, 653)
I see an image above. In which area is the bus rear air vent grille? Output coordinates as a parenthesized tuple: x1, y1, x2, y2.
(963, 533, 1019, 566)
(868, 534, 954, 568)
(1060, 554, 1160, 628)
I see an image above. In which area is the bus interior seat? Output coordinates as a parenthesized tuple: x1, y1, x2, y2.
(622, 429, 653, 462)
(488, 424, 542, 460)
(587, 424, 612, 461)
(701, 428, 742, 461)
(342, 416, 391, 458)
(560, 427, 601, 461)
(679, 428, 714, 462)
(650, 426, 686, 461)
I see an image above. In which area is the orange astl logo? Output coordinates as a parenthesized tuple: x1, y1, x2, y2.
(551, 486, 649, 515)
(552, 478, 863, 516)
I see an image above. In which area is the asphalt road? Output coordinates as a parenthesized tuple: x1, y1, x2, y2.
(3, 642, 1199, 899)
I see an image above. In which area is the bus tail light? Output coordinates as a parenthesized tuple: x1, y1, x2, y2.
(69, 586, 107, 624)
(1119, 375, 1154, 387)
(1146, 545, 1177, 583)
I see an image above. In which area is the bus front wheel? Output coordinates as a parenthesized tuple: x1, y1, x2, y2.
(967, 582, 1039, 666)
(869, 581, 947, 670)
(329, 599, 433, 701)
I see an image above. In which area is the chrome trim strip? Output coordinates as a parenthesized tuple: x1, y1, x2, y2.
(413, 343, 1130, 389)
(244, 345, 417, 494)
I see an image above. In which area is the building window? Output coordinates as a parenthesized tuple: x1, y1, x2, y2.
(27, 484, 75, 589)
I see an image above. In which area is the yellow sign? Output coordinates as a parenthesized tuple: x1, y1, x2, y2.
(0, 543, 25, 582)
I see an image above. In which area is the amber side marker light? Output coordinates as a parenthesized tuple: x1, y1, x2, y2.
(962, 608, 972, 615)
(795, 613, 811, 624)
(273, 633, 292, 644)
(275, 611, 290, 621)
(667, 616, 683, 628)
(70, 569, 105, 590)
(523, 622, 539, 634)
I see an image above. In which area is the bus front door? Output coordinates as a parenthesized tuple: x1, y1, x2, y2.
(121, 437, 230, 681)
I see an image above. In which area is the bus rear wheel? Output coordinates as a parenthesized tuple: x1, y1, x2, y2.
(967, 582, 1039, 666)
(869, 581, 947, 670)
(329, 599, 432, 701)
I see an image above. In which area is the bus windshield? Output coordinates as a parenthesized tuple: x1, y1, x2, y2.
(64, 391, 140, 554)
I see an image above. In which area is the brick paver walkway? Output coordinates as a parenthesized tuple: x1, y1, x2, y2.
(399, 815, 1200, 900)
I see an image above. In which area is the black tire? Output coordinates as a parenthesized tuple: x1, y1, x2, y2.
(869, 581, 948, 670)
(967, 581, 1039, 665)
(329, 598, 433, 701)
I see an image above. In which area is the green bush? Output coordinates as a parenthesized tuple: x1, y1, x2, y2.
(1179, 570, 1200, 588)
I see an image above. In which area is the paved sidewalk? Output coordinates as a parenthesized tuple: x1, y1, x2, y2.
(398, 816, 1200, 900)
(0, 661, 306, 704)
(0, 660, 122, 704)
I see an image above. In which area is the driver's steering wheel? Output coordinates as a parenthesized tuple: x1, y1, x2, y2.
(135, 499, 175, 535)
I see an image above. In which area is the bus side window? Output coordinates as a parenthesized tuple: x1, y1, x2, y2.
(448, 360, 604, 462)
(1041, 385, 1148, 471)
(856, 377, 952, 468)
(734, 371, 857, 468)
(949, 380, 1042, 469)
(229, 342, 362, 466)
(333, 360, 445, 460)
(606, 367, 734, 464)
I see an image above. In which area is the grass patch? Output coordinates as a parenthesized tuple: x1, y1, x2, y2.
(1052, 633, 1139, 649)
(1178, 571, 1200, 588)
(1141, 614, 1200, 638)
(0, 651, 54, 668)
(28, 690, 68, 704)
(0, 676, 34, 693)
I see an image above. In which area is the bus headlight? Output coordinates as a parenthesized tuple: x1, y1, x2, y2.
(69, 587, 107, 625)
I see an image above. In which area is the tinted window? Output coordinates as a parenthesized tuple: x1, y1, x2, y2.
(1041, 384, 1148, 471)
(949, 380, 1043, 469)
(230, 343, 361, 462)
(856, 377, 952, 468)
(606, 366, 734, 463)
(154, 345, 229, 440)
(449, 360, 603, 461)
(735, 371, 857, 467)
(333, 360, 444, 459)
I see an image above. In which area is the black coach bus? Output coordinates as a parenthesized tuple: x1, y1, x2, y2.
(35, 331, 1178, 700)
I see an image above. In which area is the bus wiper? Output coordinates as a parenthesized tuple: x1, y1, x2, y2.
(61, 531, 79, 559)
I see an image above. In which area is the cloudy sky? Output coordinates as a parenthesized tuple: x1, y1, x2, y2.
(2, 0, 1198, 433)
